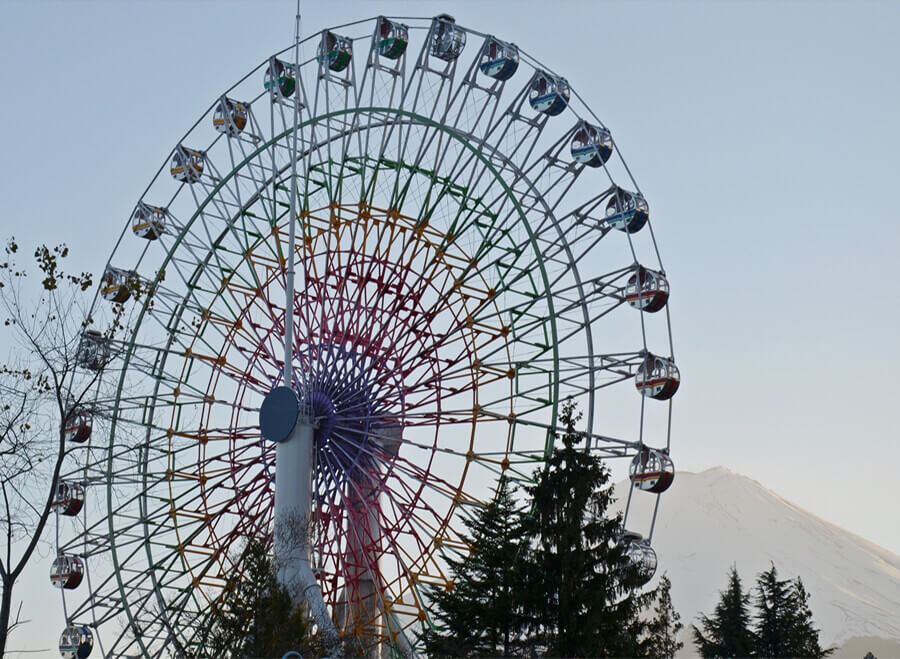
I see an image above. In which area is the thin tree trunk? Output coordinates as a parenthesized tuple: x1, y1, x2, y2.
(0, 574, 14, 656)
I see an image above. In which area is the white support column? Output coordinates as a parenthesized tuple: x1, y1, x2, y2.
(274, 420, 340, 653)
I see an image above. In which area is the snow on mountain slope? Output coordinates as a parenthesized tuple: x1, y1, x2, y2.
(613, 466, 900, 648)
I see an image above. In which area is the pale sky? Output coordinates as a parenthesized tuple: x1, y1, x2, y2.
(2, 1, 899, 656)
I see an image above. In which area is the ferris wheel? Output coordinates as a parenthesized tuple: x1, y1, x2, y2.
(51, 12, 679, 658)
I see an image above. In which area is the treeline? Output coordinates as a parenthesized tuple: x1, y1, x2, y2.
(693, 565, 832, 659)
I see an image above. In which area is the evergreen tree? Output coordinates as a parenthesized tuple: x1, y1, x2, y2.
(786, 577, 833, 658)
(423, 477, 529, 657)
(191, 536, 319, 658)
(752, 565, 832, 658)
(522, 400, 653, 657)
(692, 565, 755, 659)
(753, 564, 795, 658)
(646, 573, 684, 659)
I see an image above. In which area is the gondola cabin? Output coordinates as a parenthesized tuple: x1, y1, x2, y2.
(59, 625, 93, 659)
(51, 555, 84, 590)
(605, 187, 649, 233)
(63, 406, 91, 444)
(430, 14, 466, 62)
(76, 330, 111, 372)
(319, 31, 352, 72)
(622, 531, 657, 585)
(131, 202, 166, 240)
(213, 97, 249, 136)
(635, 354, 680, 400)
(264, 57, 296, 99)
(53, 481, 85, 516)
(169, 145, 204, 184)
(375, 17, 408, 60)
(629, 449, 675, 494)
(479, 37, 519, 81)
(625, 266, 669, 313)
(101, 266, 137, 303)
(571, 122, 613, 167)
(529, 71, 570, 116)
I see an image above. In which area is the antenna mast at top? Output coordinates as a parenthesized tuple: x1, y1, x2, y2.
(282, 0, 302, 387)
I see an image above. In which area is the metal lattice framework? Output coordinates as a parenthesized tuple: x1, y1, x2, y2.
(53, 13, 678, 658)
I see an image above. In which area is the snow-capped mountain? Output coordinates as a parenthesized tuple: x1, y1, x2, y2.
(614, 467, 900, 656)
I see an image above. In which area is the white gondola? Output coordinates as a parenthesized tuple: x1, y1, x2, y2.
(479, 37, 519, 81)
(605, 187, 649, 233)
(625, 266, 669, 313)
(375, 17, 408, 60)
(51, 555, 85, 590)
(169, 145, 204, 183)
(529, 71, 570, 116)
(131, 202, 166, 240)
(264, 57, 296, 99)
(76, 330, 111, 372)
(213, 97, 249, 136)
(53, 481, 85, 516)
(622, 531, 657, 585)
(63, 406, 92, 444)
(101, 266, 138, 303)
(319, 30, 353, 72)
(571, 121, 613, 167)
(430, 14, 466, 62)
(635, 353, 680, 400)
(59, 625, 93, 659)
(629, 448, 675, 493)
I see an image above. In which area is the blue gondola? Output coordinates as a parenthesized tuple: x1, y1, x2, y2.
(605, 187, 649, 233)
(571, 121, 613, 167)
(479, 37, 519, 81)
(375, 17, 408, 59)
(59, 625, 93, 659)
(529, 71, 570, 116)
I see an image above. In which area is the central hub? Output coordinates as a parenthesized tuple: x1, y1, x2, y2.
(293, 343, 401, 489)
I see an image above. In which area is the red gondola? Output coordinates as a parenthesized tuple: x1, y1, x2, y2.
(53, 481, 86, 516)
(63, 406, 91, 444)
(629, 448, 675, 494)
(51, 555, 85, 590)
(625, 266, 669, 313)
(635, 354, 680, 401)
